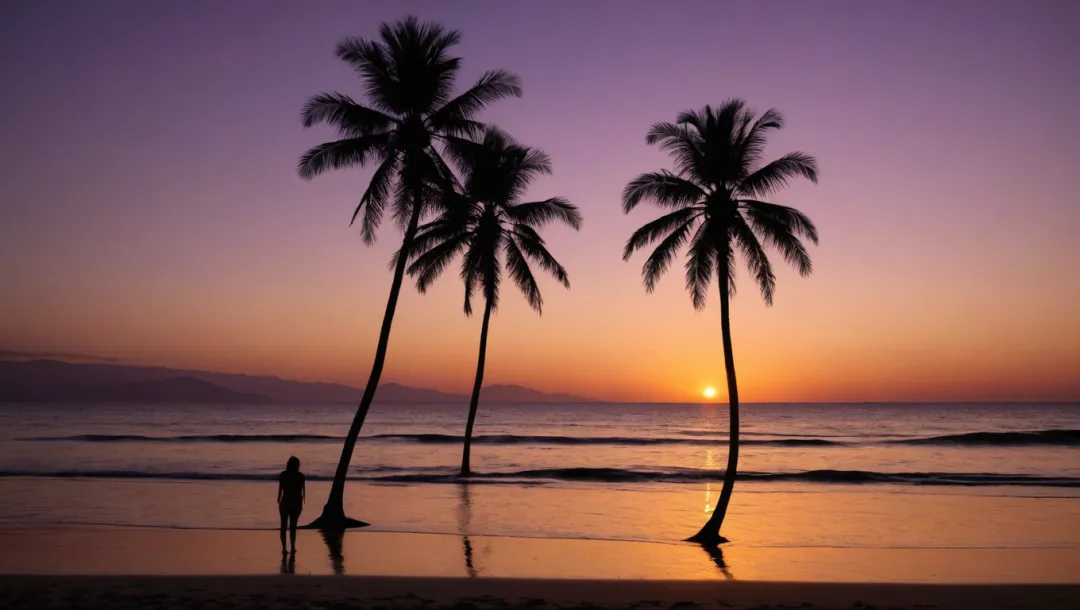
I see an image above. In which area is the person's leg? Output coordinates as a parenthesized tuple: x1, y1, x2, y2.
(279, 509, 288, 553)
(289, 510, 299, 552)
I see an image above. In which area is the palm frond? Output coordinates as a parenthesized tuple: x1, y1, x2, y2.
(738, 108, 783, 171)
(334, 36, 398, 115)
(390, 149, 447, 228)
(645, 122, 706, 180)
(388, 172, 417, 233)
(336, 16, 464, 116)
(697, 100, 751, 186)
(379, 16, 462, 112)
(732, 217, 776, 305)
(349, 154, 399, 244)
(724, 238, 738, 297)
(407, 216, 468, 258)
(408, 231, 470, 293)
(507, 197, 582, 230)
(738, 151, 819, 198)
(674, 107, 711, 134)
(297, 134, 390, 180)
(505, 237, 542, 313)
(514, 226, 570, 288)
(424, 145, 461, 200)
(300, 92, 397, 135)
(742, 207, 813, 276)
(430, 70, 523, 135)
(684, 221, 716, 310)
(459, 232, 495, 314)
(622, 171, 705, 213)
(461, 264, 478, 316)
(740, 199, 819, 244)
(640, 220, 694, 292)
(506, 148, 554, 199)
(622, 207, 700, 260)
(440, 134, 484, 177)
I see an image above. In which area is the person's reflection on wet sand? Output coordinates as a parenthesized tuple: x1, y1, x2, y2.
(280, 551, 296, 574)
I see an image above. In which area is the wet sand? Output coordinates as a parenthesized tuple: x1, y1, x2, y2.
(2, 575, 1079, 609)
(3, 526, 1080, 584)
(2, 525, 1080, 608)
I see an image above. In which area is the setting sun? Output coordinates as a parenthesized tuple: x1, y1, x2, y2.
(702, 387, 717, 399)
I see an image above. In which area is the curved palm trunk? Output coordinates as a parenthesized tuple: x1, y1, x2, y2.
(307, 201, 424, 531)
(688, 271, 740, 546)
(460, 298, 493, 476)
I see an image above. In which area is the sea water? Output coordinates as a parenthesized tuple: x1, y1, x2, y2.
(1, 401, 1078, 550)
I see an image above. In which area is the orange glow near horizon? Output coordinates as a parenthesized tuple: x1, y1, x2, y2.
(2, 2, 1078, 404)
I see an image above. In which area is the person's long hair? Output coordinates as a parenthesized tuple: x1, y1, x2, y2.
(286, 456, 300, 473)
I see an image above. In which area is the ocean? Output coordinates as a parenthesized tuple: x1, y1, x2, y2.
(2, 401, 1079, 552)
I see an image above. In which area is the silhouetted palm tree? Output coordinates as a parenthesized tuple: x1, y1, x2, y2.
(622, 99, 819, 545)
(407, 128, 581, 476)
(297, 16, 521, 529)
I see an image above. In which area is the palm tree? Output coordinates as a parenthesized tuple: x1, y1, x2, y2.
(622, 99, 819, 545)
(297, 16, 522, 530)
(407, 127, 581, 476)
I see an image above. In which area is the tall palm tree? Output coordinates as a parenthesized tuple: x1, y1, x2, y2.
(297, 16, 521, 530)
(622, 99, 819, 545)
(407, 127, 581, 476)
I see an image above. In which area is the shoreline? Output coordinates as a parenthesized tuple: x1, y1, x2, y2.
(3, 575, 1080, 609)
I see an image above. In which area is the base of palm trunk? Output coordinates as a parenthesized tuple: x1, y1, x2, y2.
(686, 523, 730, 546)
(301, 504, 370, 531)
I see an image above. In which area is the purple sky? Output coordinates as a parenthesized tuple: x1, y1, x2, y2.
(1, 1, 1077, 401)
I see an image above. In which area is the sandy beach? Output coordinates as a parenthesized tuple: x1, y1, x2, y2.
(3, 575, 1080, 609)
(4, 525, 1080, 584)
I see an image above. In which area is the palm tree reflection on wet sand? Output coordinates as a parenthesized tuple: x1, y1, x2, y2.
(459, 483, 478, 577)
(320, 528, 345, 575)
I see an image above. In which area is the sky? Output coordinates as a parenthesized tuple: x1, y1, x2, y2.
(1, 0, 1078, 403)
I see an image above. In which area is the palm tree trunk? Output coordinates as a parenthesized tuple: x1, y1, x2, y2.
(461, 298, 493, 476)
(688, 269, 740, 546)
(307, 200, 424, 531)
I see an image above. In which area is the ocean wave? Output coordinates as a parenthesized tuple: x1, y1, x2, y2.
(23, 434, 343, 443)
(3, 467, 1078, 488)
(21, 429, 1080, 447)
(894, 430, 1080, 446)
(368, 433, 840, 447)
(373, 468, 1080, 487)
(23, 433, 839, 447)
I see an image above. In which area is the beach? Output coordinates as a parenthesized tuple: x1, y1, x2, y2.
(3, 402, 1079, 607)
(3, 525, 1080, 582)
(4, 575, 1080, 610)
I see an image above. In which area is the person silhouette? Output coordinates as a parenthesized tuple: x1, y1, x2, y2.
(277, 456, 306, 554)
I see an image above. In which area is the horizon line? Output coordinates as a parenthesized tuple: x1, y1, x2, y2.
(2, 355, 1076, 405)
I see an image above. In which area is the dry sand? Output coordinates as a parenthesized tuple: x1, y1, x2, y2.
(2, 575, 1079, 609)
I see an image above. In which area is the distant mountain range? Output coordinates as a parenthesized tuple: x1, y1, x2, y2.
(0, 359, 593, 404)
